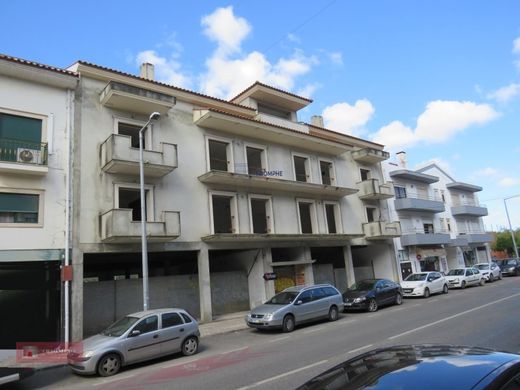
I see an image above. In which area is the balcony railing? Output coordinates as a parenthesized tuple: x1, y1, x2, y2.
(0, 138, 48, 165)
(363, 221, 401, 240)
(100, 208, 180, 243)
(394, 194, 445, 213)
(457, 230, 493, 244)
(400, 227, 451, 246)
(357, 179, 394, 200)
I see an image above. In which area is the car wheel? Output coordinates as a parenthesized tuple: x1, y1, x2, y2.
(460, 281, 466, 289)
(97, 353, 121, 377)
(479, 278, 485, 286)
(442, 284, 449, 294)
(488, 274, 494, 282)
(423, 288, 430, 298)
(395, 293, 403, 305)
(181, 336, 199, 356)
(367, 299, 378, 312)
(328, 306, 339, 322)
(282, 315, 295, 333)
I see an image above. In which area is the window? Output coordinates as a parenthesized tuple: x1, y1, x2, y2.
(0, 112, 44, 163)
(246, 146, 265, 175)
(133, 315, 158, 334)
(0, 192, 40, 224)
(423, 223, 434, 234)
(257, 103, 291, 119)
(180, 313, 192, 323)
(441, 190, 446, 203)
(118, 187, 149, 222)
(208, 139, 231, 171)
(118, 122, 143, 149)
(293, 155, 309, 182)
(360, 168, 371, 181)
(211, 192, 238, 234)
(324, 202, 341, 234)
(446, 218, 451, 232)
(366, 207, 377, 223)
(312, 288, 327, 301)
(298, 290, 312, 304)
(319, 160, 334, 185)
(297, 200, 316, 233)
(395, 186, 407, 199)
(161, 312, 183, 328)
(250, 196, 273, 234)
(323, 287, 339, 297)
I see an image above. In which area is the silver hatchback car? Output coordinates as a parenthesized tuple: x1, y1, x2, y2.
(68, 308, 200, 376)
(246, 284, 344, 332)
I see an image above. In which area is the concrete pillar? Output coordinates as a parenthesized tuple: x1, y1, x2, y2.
(197, 246, 212, 323)
(387, 243, 400, 282)
(264, 248, 275, 299)
(303, 247, 315, 285)
(71, 249, 83, 342)
(247, 249, 268, 309)
(343, 244, 355, 287)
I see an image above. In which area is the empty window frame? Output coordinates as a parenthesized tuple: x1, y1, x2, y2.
(0, 190, 43, 225)
(297, 199, 317, 234)
(324, 202, 342, 234)
(249, 195, 273, 234)
(115, 117, 151, 149)
(208, 137, 234, 172)
(360, 168, 371, 182)
(245, 144, 267, 176)
(319, 159, 335, 185)
(115, 184, 153, 222)
(366, 207, 377, 223)
(423, 223, 434, 234)
(293, 154, 310, 182)
(210, 192, 238, 234)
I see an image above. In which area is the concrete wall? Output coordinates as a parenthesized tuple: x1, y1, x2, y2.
(83, 274, 200, 336)
(210, 271, 250, 316)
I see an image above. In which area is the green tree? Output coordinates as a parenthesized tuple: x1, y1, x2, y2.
(493, 229, 520, 256)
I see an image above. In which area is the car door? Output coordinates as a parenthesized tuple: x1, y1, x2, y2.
(293, 290, 313, 322)
(464, 269, 472, 285)
(124, 315, 161, 364)
(312, 288, 329, 318)
(376, 281, 392, 304)
(159, 312, 185, 356)
(432, 272, 443, 293)
(473, 268, 482, 284)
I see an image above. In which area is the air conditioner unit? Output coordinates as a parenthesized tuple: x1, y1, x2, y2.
(17, 148, 42, 164)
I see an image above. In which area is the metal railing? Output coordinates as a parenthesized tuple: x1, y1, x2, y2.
(401, 227, 450, 235)
(0, 138, 48, 165)
(395, 193, 442, 202)
(451, 199, 486, 208)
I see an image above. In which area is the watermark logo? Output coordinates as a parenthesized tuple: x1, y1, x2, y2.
(234, 163, 283, 177)
(16, 342, 83, 364)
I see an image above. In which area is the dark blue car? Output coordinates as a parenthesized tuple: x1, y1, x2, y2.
(342, 279, 403, 312)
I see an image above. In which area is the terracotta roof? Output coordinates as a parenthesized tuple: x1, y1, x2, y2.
(230, 81, 313, 103)
(307, 123, 384, 148)
(197, 108, 354, 148)
(0, 53, 78, 77)
(73, 61, 256, 113)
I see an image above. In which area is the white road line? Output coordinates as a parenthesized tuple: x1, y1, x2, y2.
(347, 344, 373, 355)
(388, 292, 520, 340)
(303, 326, 324, 334)
(236, 359, 329, 390)
(268, 336, 291, 343)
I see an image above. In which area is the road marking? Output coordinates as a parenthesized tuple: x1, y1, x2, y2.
(236, 359, 329, 390)
(303, 326, 324, 334)
(388, 291, 520, 340)
(347, 344, 373, 355)
(269, 336, 291, 343)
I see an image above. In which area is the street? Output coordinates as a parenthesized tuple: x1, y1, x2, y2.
(7, 277, 520, 390)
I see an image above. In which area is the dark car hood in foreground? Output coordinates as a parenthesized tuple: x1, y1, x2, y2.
(342, 290, 371, 299)
(297, 345, 520, 390)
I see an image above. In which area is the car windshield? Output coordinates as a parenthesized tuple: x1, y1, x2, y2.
(100, 316, 140, 337)
(476, 264, 489, 270)
(266, 292, 298, 305)
(505, 259, 517, 265)
(405, 274, 427, 281)
(349, 281, 376, 291)
(447, 269, 465, 276)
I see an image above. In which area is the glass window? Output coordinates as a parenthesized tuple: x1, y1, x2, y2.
(102, 316, 140, 337)
(394, 186, 407, 199)
(180, 313, 193, 323)
(208, 139, 229, 171)
(133, 315, 158, 334)
(298, 290, 312, 304)
(312, 288, 327, 301)
(0, 113, 43, 163)
(323, 287, 339, 296)
(161, 313, 183, 328)
(0, 193, 39, 223)
(294, 156, 308, 182)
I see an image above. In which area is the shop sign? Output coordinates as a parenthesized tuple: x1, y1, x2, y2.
(263, 272, 277, 281)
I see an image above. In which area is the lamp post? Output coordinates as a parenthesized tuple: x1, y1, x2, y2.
(504, 194, 520, 259)
(139, 111, 161, 311)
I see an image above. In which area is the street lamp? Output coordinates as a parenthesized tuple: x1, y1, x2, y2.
(140, 111, 161, 311)
(504, 194, 520, 259)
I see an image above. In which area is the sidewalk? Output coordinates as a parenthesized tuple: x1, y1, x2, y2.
(199, 311, 249, 337)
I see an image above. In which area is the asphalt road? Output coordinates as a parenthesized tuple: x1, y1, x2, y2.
(7, 276, 520, 390)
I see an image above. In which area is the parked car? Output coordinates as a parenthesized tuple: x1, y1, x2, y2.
(68, 308, 200, 377)
(296, 345, 520, 390)
(401, 272, 449, 298)
(445, 267, 486, 289)
(343, 279, 402, 312)
(245, 284, 344, 333)
(475, 262, 503, 282)
(497, 258, 520, 276)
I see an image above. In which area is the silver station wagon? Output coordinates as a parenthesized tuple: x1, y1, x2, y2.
(246, 284, 344, 332)
(68, 308, 200, 376)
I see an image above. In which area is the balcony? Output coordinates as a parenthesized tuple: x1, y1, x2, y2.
(100, 81, 176, 115)
(351, 148, 390, 164)
(357, 179, 394, 200)
(457, 231, 493, 245)
(201, 233, 363, 243)
(0, 138, 48, 175)
(198, 170, 358, 199)
(394, 195, 445, 213)
(100, 134, 177, 178)
(363, 221, 401, 240)
(100, 209, 180, 243)
(451, 201, 488, 217)
(400, 228, 451, 247)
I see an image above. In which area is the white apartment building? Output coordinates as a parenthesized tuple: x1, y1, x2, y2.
(383, 152, 492, 280)
(0, 54, 78, 348)
(66, 61, 401, 339)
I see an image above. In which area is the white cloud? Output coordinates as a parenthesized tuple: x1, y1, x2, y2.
(513, 37, 520, 54)
(297, 83, 320, 99)
(487, 83, 520, 103)
(201, 6, 251, 55)
(499, 177, 520, 187)
(287, 33, 301, 44)
(329, 52, 343, 65)
(371, 100, 500, 150)
(473, 167, 498, 177)
(322, 99, 375, 136)
(135, 50, 192, 88)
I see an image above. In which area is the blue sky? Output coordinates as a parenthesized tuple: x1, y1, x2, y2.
(2, 0, 520, 229)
